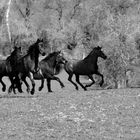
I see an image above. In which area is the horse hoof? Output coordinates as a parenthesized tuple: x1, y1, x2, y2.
(31, 90, 34, 95)
(76, 87, 78, 90)
(19, 90, 23, 93)
(38, 87, 42, 91)
(18, 88, 23, 93)
(26, 88, 30, 93)
(2, 87, 6, 92)
(8, 89, 12, 94)
(84, 87, 87, 91)
(48, 90, 53, 92)
(61, 85, 65, 88)
(99, 83, 103, 87)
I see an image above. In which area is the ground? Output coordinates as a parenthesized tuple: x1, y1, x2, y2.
(0, 71, 140, 140)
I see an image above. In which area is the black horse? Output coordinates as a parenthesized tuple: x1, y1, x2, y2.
(9, 38, 46, 95)
(32, 51, 66, 92)
(64, 46, 107, 91)
(0, 47, 22, 93)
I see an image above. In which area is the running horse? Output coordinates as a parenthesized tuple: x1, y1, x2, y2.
(0, 47, 22, 93)
(64, 46, 107, 90)
(8, 38, 46, 95)
(22, 51, 66, 92)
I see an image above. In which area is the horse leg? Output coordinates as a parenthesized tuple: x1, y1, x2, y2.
(38, 79, 44, 91)
(21, 75, 30, 93)
(46, 78, 52, 92)
(14, 75, 23, 93)
(85, 75, 95, 88)
(75, 75, 87, 91)
(8, 75, 22, 94)
(50, 76, 65, 89)
(68, 74, 78, 90)
(8, 76, 16, 94)
(28, 73, 35, 95)
(0, 77, 6, 92)
(96, 71, 104, 86)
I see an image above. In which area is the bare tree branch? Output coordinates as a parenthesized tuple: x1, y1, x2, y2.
(70, 0, 81, 19)
(15, 0, 26, 19)
(44, 0, 63, 31)
(26, 0, 31, 17)
(14, 0, 33, 29)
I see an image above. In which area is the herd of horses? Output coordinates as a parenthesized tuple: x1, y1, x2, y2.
(0, 38, 107, 95)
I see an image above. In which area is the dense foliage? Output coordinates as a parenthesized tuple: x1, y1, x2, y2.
(1, 0, 140, 88)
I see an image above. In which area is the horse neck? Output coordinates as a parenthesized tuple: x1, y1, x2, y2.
(85, 53, 98, 65)
(28, 49, 39, 69)
(46, 55, 57, 68)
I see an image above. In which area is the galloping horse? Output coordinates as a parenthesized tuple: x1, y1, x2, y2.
(64, 46, 107, 91)
(9, 38, 46, 95)
(0, 47, 22, 93)
(33, 51, 66, 92)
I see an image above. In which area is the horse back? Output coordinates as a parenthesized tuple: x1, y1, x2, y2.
(0, 59, 9, 75)
(16, 55, 35, 73)
(39, 60, 55, 76)
(65, 59, 97, 75)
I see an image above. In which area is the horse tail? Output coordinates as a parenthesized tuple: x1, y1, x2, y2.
(55, 64, 63, 75)
(64, 61, 73, 74)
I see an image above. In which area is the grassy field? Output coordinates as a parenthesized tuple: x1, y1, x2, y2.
(0, 71, 140, 140)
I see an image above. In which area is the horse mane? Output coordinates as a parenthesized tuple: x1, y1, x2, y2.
(41, 51, 63, 74)
(84, 47, 96, 60)
(26, 39, 41, 72)
(27, 39, 43, 54)
(27, 42, 37, 54)
(42, 52, 58, 61)
(6, 47, 20, 62)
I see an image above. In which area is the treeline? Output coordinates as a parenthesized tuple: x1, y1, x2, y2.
(0, 0, 140, 88)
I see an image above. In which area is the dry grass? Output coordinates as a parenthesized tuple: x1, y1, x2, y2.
(0, 72, 140, 140)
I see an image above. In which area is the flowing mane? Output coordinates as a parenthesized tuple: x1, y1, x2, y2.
(27, 42, 37, 54)
(42, 52, 58, 61)
(27, 39, 43, 55)
(84, 46, 101, 60)
(26, 39, 43, 72)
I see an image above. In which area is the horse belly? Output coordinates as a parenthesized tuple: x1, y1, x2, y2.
(74, 64, 95, 75)
(33, 71, 43, 80)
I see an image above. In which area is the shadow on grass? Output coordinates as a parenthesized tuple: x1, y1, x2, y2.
(0, 94, 39, 99)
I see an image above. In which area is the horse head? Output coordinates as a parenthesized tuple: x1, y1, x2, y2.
(55, 51, 67, 65)
(27, 38, 46, 73)
(94, 46, 107, 60)
(36, 38, 46, 56)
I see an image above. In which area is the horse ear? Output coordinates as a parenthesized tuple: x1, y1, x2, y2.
(97, 46, 102, 50)
(41, 38, 43, 42)
(57, 50, 61, 54)
(19, 46, 22, 50)
(14, 46, 17, 50)
(37, 38, 40, 42)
